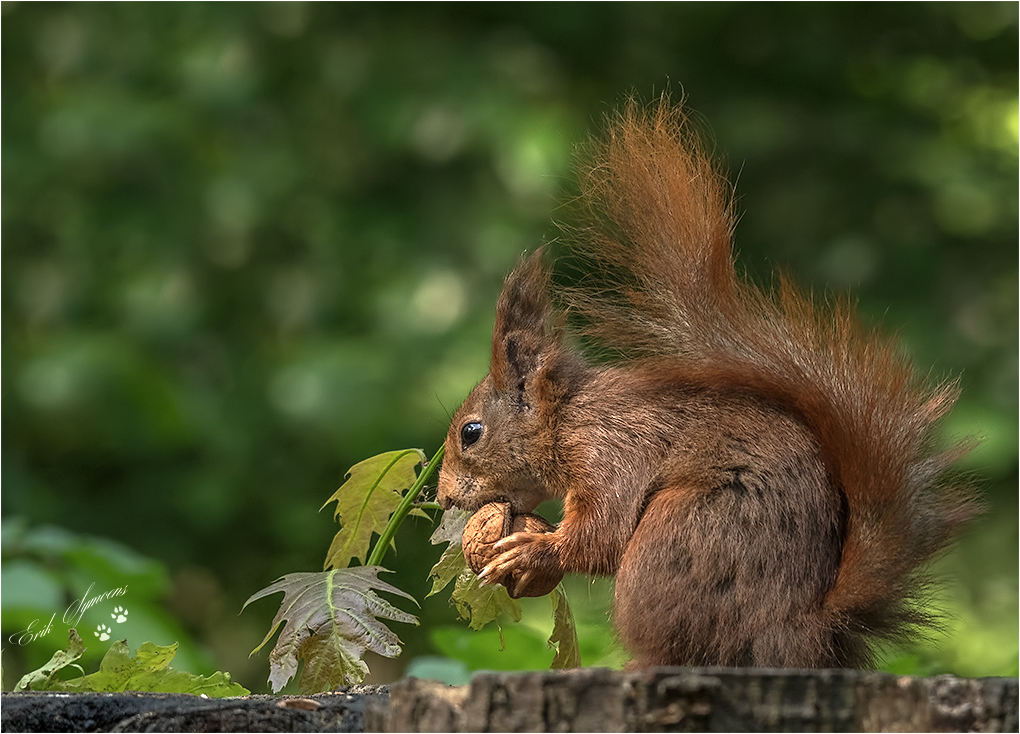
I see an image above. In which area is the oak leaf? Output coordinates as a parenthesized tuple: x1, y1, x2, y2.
(15, 630, 248, 696)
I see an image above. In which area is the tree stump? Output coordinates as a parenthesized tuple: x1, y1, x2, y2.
(371, 667, 1018, 732)
(2, 669, 1016, 732)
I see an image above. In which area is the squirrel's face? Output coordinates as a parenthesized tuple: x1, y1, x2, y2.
(437, 374, 550, 514)
(438, 249, 577, 514)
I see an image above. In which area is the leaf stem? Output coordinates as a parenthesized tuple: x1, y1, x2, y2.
(367, 444, 446, 567)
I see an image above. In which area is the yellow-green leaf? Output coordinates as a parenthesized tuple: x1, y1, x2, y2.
(321, 449, 425, 570)
(16, 631, 247, 696)
(14, 628, 86, 692)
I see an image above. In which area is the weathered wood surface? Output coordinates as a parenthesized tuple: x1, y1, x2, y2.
(0, 687, 387, 733)
(2, 669, 1016, 732)
(371, 667, 1019, 733)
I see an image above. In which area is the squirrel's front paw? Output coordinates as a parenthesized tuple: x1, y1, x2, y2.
(461, 502, 564, 597)
(480, 531, 563, 598)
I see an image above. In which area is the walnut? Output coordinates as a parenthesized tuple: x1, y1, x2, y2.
(462, 502, 563, 598)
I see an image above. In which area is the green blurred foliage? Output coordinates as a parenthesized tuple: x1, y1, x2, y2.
(2, 518, 210, 681)
(2, 3, 1016, 690)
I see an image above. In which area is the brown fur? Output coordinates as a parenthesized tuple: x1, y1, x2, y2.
(437, 97, 977, 669)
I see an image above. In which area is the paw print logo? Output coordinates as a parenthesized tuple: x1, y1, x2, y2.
(95, 624, 112, 642)
(111, 606, 129, 624)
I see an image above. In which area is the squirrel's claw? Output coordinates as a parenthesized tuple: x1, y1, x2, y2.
(493, 530, 545, 552)
(479, 531, 561, 595)
(477, 543, 526, 585)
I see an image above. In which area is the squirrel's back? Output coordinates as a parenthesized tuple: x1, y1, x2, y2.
(566, 98, 977, 663)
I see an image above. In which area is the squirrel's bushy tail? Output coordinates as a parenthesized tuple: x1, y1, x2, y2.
(565, 97, 978, 663)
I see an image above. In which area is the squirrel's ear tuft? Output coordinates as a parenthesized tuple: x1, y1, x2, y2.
(494, 250, 551, 336)
(491, 250, 558, 399)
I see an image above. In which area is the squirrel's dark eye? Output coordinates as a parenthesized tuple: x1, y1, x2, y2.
(460, 421, 483, 450)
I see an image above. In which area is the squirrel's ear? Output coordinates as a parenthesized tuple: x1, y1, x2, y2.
(490, 250, 558, 399)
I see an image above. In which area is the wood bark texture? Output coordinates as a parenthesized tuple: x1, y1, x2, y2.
(2, 669, 1016, 732)
(372, 667, 1018, 733)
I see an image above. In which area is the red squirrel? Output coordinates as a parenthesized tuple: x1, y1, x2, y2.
(436, 99, 977, 669)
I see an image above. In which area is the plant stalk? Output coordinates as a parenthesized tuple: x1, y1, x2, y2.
(367, 444, 445, 567)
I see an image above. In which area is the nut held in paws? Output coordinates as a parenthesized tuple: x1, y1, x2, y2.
(462, 502, 563, 598)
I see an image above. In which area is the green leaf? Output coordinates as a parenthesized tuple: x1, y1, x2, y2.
(366, 445, 444, 567)
(427, 505, 575, 670)
(427, 543, 468, 598)
(321, 449, 426, 570)
(548, 585, 581, 669)
(14, 628, 86, 692)
(58, 641, 248, 696)
(452, 567, 522, 631)
(427, 508, 472, 598)
(294, 630, 379, 694)
(242, 566, 418, 693)
(429, 508, 471, 547)
(429, 508, 521, 631)
(15, 630, 247, 696)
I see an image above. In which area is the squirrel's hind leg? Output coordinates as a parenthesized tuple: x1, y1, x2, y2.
(614, 452, 845, 669)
